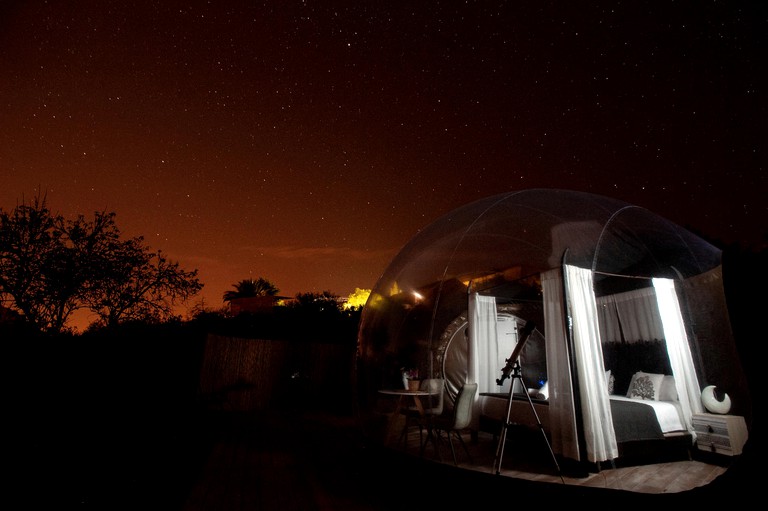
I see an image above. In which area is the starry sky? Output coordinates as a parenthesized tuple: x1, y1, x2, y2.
(1, 1, 765, 329)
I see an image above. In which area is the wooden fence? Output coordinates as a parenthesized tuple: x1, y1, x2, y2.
(198, 334, 357, 412)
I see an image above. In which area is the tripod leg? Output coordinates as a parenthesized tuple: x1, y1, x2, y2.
(492, 423, 507, 474)
(522, 385, 561, 475)
(492, 382, 517, 474)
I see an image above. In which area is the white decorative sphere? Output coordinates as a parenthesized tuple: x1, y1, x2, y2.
(701, 385, 731, 414)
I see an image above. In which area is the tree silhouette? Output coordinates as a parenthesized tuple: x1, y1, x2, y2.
(290, 291, 342, 315)
(84, 244, 202, 328)
(0, 194, 202, 332)
(223, 278, 279, 303)
(0, 195, 65, 331)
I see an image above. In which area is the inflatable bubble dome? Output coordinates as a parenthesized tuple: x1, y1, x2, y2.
(354, 188, 749, 461)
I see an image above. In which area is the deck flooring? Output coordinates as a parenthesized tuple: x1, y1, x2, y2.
(395, 421, 728, 494)
(181, 411, 750, 510)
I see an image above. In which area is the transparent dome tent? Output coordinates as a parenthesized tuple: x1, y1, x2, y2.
(356, 189, 750, 474)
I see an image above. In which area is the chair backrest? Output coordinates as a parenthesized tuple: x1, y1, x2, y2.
(452, 383, 477, 430)
(420, 378, 444, 415)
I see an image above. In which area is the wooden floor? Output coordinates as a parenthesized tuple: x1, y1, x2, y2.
(181, 411, 748, 510)
(397, 424, 728, 494)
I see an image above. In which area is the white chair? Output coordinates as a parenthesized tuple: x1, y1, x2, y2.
(428, 382, 477, 465)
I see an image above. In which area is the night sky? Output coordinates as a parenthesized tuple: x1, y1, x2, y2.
(1, 1, 765, 330)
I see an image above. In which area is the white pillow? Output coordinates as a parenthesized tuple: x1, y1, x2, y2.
(659, 375, 678, 401)
(626, 371, 665, 400)
(534, 381, 549, 400)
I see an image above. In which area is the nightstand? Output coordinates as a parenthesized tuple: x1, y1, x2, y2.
(692, 413, 748, 456)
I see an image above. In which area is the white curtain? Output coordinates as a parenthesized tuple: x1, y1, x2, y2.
(468, 292, 499, 392)
(596, 287, 665, 343)
(541, 268, 579, 461)
(653, 278, 702, 437)
(468, 292, 497, 429)
(565, 265, 618, 462)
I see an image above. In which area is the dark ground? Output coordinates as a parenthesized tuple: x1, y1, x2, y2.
(6, 401, 762, 510)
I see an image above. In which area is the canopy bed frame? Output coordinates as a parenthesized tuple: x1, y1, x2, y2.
(438, 265, 702, 470)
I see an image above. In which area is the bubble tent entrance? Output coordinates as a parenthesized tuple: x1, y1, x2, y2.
(354, 189, 750, 472)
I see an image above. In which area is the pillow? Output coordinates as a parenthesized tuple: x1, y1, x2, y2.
(605, 369, 615, 394)
(659, 375, 678, 401)
(533, 381, 549, 400)
(626, 371, 665, 400)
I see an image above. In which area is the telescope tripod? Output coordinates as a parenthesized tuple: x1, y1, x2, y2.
(491, 360, 561, 477)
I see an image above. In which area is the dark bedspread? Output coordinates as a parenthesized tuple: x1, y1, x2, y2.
(480, 393, 665, 444)
(610, 398, 664, 443)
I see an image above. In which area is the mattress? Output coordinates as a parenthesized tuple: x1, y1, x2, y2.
(479, 393, 685, 439)
(479, 393, 550, 432)
(609, 395, 685, 434)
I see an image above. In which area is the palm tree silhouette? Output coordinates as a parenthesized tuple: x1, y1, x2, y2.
(223, 277, 279, 303)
